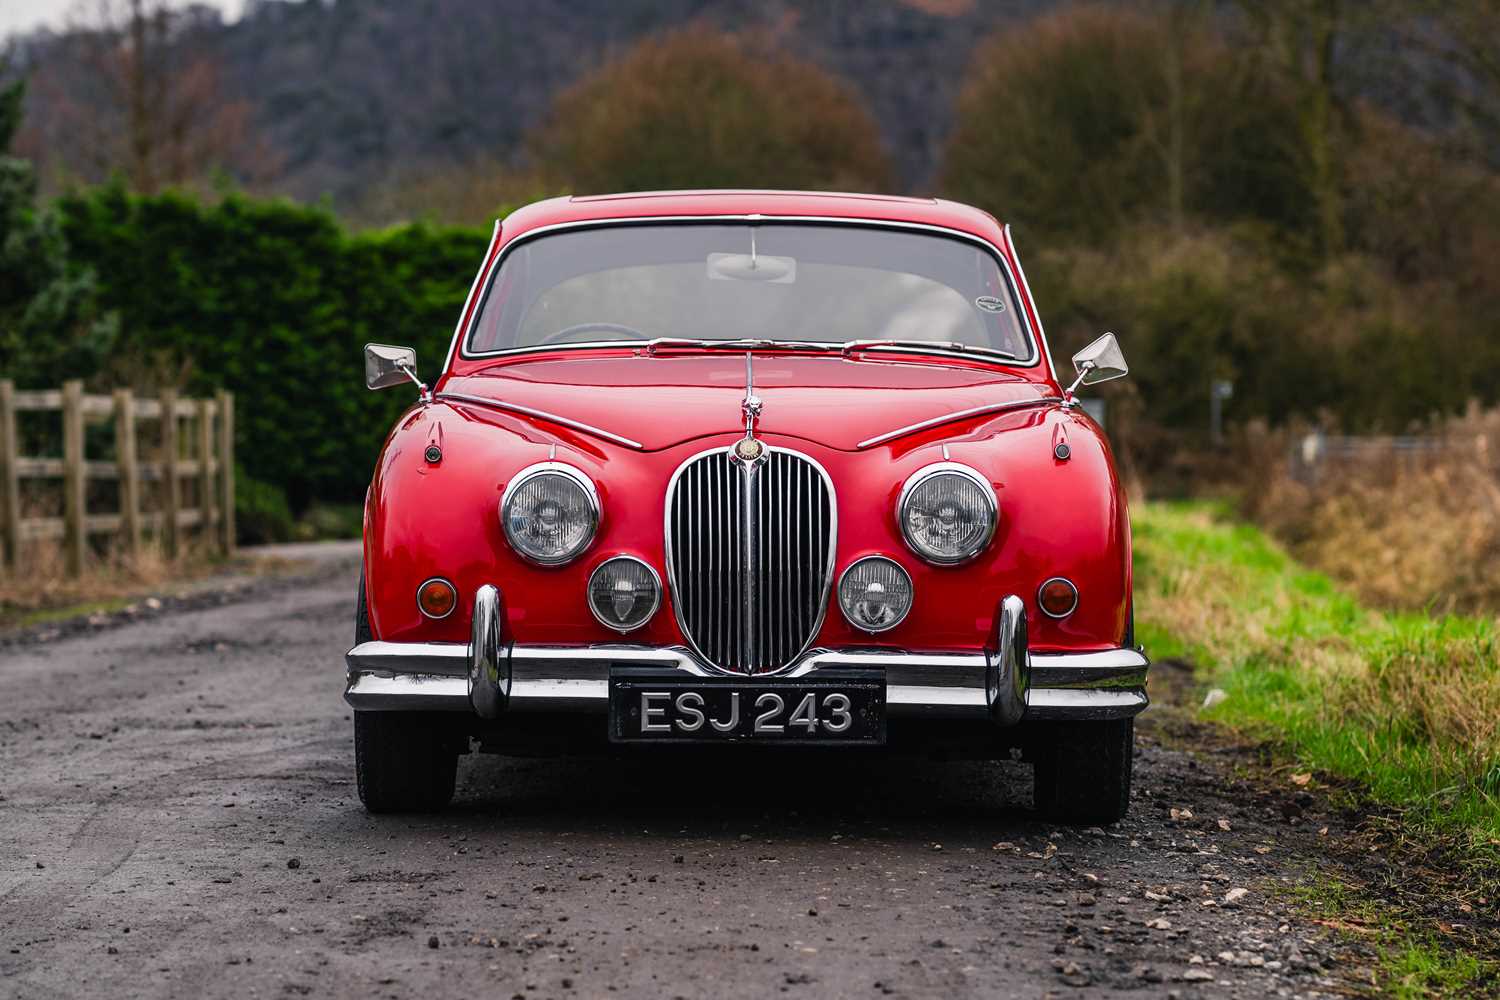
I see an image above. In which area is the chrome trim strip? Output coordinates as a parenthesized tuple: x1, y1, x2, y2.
(346, 673, 471, 711)
(1003, 224, 1059, 381)
(1025, 688, 1147, 721)
(586, 555, 664, 633)
(896, 462, 999, 565)
(438, 392, 645, 450)
(343, 640, 1147, 721)
(442, 219, 503, 374)
(856, 397, 1062, 451)
(446, 214, 1042, 369)
(1029, 647, 1149, 689)
(346, 640, 468, 677)
(740, 448, 761, 669)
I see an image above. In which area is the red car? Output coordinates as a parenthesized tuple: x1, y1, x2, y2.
(347, 190, 1146, 823)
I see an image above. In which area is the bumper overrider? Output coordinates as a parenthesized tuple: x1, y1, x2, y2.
(344, 586, 1148, 724)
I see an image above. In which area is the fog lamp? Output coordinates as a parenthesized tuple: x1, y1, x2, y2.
(587, 557, 661, 632)
(1037, 577, 1078, 618)
(416, 577, 457, 619)
(838, 557, 914, 633)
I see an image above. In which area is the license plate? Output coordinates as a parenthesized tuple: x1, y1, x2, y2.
(609, 668, 885, 744)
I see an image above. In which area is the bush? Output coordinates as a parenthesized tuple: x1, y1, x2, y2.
(55, 186, 488, 508)
(528, 26, 893, 195)
(234, 470, 294, 546)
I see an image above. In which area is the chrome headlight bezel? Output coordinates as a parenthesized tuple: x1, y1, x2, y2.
(837, 555, 915, 633)
(500, 462, 601, 566)
(587, 555, 662, 633)
(897, 463, 998, 566)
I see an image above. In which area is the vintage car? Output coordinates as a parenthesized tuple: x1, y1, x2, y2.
(346, 190, 1147, 823)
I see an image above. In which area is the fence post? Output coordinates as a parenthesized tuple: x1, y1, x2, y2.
(197, 398, 215, 545)
(161, 388, 179, 559)
(216, 390, 235, 556)
(0, 380, 18, 571)
(114, 388, 141, 557)
(62, 379, 86, 577)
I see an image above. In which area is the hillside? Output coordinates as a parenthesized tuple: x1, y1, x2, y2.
(8, 0, 1060, 208)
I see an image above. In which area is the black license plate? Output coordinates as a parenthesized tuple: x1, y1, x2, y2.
(609, 668, 885, 744)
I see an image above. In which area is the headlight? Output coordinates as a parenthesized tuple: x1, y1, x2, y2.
(897, 464, 997, 565)
(838, 556, 913, 632)
(587, 556, 661, 632)
(501, 464, 600, 565)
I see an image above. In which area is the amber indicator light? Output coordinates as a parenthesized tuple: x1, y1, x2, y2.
(1037, 577, 1078, 618)
(417, 578, 457, 619)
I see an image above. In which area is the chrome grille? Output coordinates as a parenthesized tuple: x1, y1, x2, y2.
(666, 447, 835, 674)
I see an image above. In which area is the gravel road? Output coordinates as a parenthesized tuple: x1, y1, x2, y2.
(1, 559, 1369, 999)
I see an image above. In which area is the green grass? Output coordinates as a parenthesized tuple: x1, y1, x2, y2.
(1134, 501, 1500, 995)
(1134, 500, 1500, 850)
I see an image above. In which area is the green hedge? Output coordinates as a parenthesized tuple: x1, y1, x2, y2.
(57, 187, 487, 507)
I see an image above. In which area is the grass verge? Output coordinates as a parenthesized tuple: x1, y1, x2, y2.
(1133, 500, 1500, 995)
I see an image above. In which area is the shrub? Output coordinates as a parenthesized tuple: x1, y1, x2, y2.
(234, 470, 294, 546)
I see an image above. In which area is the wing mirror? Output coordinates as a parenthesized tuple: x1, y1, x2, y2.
(365, 343, 430, 401)
(1065, 332, 1128, 400)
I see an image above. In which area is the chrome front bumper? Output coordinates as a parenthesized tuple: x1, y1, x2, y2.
(344, 587, 1148, 725)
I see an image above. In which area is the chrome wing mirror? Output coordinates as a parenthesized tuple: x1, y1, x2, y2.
(1064, 332, 1128, 402)
(365, 343, 430, 401)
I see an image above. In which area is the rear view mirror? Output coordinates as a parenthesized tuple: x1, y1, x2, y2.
(365, 344, 419, 391)
(1071, 332, 1128, 386)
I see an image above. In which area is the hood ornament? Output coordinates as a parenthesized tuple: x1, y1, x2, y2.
(734, 353, 766, 462)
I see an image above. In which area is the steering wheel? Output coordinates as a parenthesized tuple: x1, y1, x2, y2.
(535, 322, 650, 345)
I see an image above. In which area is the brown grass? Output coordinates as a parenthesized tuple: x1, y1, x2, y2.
(0, 535, 228, 629)
(1239, 403, 1500, 615)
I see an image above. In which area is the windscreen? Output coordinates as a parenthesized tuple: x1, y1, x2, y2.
(465, 223, 1034, 361)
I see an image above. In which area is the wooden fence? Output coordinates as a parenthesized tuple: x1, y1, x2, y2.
(0, 379, 235, 576)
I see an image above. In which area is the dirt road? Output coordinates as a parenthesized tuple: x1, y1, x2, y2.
(1, 559, 1368, 998)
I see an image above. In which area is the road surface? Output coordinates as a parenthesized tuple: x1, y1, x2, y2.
(1, 559, 1364, 998)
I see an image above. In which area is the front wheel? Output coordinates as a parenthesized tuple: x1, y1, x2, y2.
(354, 711, 458, 813)
(1031, 718, 1134, 825)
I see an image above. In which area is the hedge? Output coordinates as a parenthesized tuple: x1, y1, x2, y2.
(57, 187, 488, 508)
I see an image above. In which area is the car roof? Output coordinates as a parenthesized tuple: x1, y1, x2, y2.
(497, 190, 1008, 247)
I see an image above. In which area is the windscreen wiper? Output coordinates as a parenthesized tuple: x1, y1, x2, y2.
(641, 338, 843, 355)
(840, 339, 1022, 361)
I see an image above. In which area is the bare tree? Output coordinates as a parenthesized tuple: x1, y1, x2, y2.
(18, 0, 276, 193)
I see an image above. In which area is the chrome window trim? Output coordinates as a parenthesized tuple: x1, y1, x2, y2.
(663, 442, 839, 676)
(586, 555, 664, 633)
(856, 396, 1062, 451)
(1037, 576, 1080, 619)
(836, 555, 914, 633)
(446, 215, 1042, 369)
(415, 576, 457, 620)
(438, 391, 645, 450)
(896, 462, 999, 566)
(442, 219, 503, 373)
(1002, 224, 1059, 381)
(499, 461, 602, 567)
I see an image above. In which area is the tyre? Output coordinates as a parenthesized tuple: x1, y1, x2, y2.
(355, 568, 372, 645)
(354, 711, 458, 813)
(1032, 718, 1134, 824)
(352, 568, 458, 813)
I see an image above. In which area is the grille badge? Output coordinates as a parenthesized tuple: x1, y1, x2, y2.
(733, 437, 764, 462)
